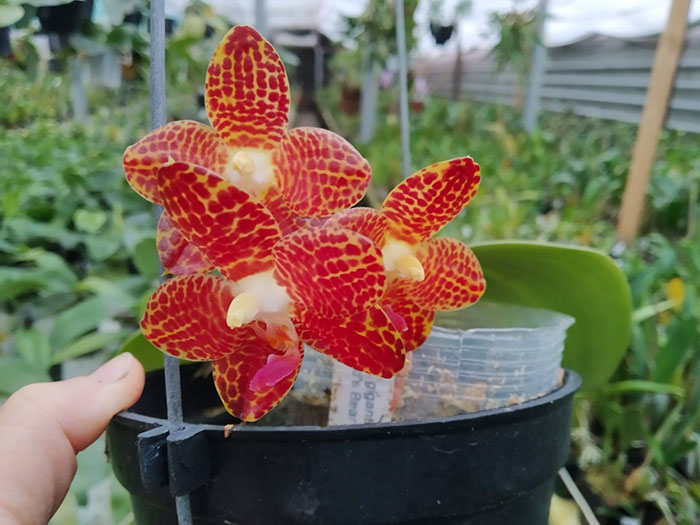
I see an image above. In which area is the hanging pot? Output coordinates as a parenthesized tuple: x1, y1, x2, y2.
(430, 23, 454, 45)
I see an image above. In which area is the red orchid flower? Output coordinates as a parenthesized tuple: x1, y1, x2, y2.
(139, 161, 405, 421)
(122, 25, 371, 275)
(325, 157, 486, 351)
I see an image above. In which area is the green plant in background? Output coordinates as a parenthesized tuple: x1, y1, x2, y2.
(0, 37, 235, 520)
(342, 0, 419, 67)
(571, 233, 700, 524)
(489, 6, 538, 94)
(0, 104, 159, 395)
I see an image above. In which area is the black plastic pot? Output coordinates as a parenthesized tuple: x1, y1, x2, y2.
(430, 23, 454, 45)
(107, 365, 580, 524)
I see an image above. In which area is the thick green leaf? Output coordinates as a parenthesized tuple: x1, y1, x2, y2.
(471, 241, 632, 390)
(14, 327, 51, 371)
(48, 296, 110, 351)
(119, 331, 165, 372)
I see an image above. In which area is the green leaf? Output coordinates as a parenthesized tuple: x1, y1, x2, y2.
(52, 330, 130, 365)
(471, 241, 632, 390)
(654, 316, 698, 383)
(119, 331, 165, 372)
(14, 327, 51, 371)
(633, 299, 678, 323)
(5, 218, 83, 249)
(0, 268, 49, 301)
(85, 235, 121, 261)
(73, 209, 107, 233)
(0, 5, 24, 26)
(0, 357, 50, 396)
(603, 380, 685, 397)
(17, 249, 78, 289)
(48, 296, 110, 351)
(75, 275, 141, 312)
(131, 236, 160, 279)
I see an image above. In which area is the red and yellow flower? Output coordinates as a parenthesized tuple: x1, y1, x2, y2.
(126, 25, 485, 422)
(139, 161, 405, 421)
(326, 157, 486, 351)
(122, 25, 372, 274)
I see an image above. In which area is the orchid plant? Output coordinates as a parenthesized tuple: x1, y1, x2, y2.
(124, 25, 485, 421)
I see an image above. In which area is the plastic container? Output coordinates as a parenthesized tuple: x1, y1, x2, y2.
(395, 302, 574, 418)
(292, 302, 574, 420)
(293, 346, 334, 404)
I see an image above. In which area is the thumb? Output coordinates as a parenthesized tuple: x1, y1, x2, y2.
(0, 352, 145, 524)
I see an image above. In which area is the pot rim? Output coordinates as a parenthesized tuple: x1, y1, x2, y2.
(113, 368, 581, 441)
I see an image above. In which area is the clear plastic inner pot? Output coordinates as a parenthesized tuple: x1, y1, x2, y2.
(291, 302, 574, 423)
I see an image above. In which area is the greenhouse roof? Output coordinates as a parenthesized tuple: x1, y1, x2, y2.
(163, 1, 700, 51)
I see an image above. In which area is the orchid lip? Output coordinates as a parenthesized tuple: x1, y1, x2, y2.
(224, 149, 274, 198)
(382, 238, 425, 282)
(226, 270, 292, 329)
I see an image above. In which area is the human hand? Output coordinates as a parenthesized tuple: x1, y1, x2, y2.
(0, 352, 145, 524)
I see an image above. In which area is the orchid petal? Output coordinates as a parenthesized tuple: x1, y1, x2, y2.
(381, 157, 481, 243)
(158, 161, 281, 282)
(402, 237, 485, 310)
(271, 127, 372, 216)
(273, 226, 386, 317)
(205, 25, 289, 150)
(156, 212, 214, 275)
(296, 306, 405, 378)
(261, 185, 304, 236)
(212, 335, 303, 421)
(324, 207, 389, 246)
(382, 286, 435, 351)
(122, 120, 230, 203)
(141, 274, 247, 361)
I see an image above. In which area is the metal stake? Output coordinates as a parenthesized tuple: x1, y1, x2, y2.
(358, 45, 377, 144)
(395, 0, 412, 178)
(255, 0, 268, 38)
(150, 0, 192, 523)
(522, 0, 549, 132)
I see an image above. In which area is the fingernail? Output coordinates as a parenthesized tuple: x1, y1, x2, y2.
(92, 353, 134, 384)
